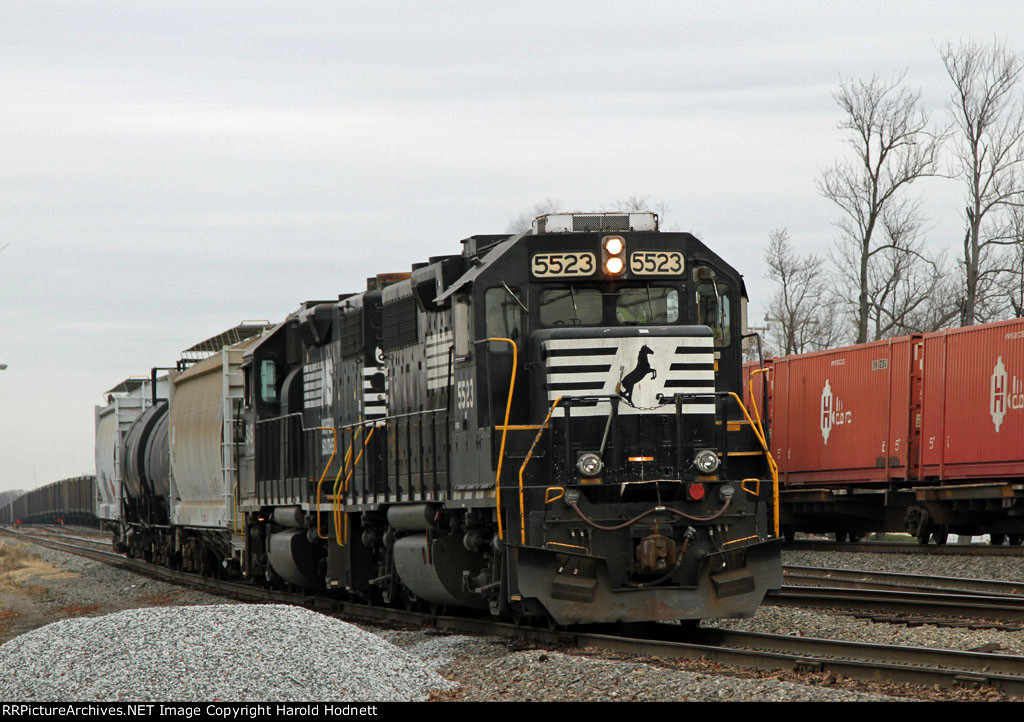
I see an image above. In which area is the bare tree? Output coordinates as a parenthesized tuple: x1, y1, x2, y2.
(506, 198, 563, 233)
(607, 193, 669, 216)
(992, 205, 1024, 316)
(817, 72, 946, 343)
(763, 228, 846, 355)
(940, 38, 1024, 324)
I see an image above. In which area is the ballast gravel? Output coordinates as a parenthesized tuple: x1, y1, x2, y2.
(701, 549, 1024, 658)
(377, 631, 902, 702)
(0, 604, 455, 702)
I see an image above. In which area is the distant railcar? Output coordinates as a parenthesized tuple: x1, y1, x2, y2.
(1, 476, 97, 526)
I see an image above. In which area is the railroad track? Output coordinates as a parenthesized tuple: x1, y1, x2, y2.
(6, 525, 112, 552)
(783, 565, 1024, 596)
(770, 585, 1024, 623)
(5, 525, 1024, 699)
(770, 565, 1024, 626)
(784, 539, 1024, 556)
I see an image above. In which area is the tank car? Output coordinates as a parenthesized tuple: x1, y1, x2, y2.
(230, 211, 781, 624)
(97, 325, 268, 566)
(95, 377, 166, 529)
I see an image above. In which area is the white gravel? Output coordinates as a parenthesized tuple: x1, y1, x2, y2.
(0, 604, 455, 702)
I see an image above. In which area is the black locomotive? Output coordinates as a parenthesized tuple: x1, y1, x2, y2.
(101, 210, 781, 625)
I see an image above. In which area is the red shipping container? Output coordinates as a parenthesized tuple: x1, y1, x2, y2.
(920, 318, 1024, 480)
(768, 338, 916, 486)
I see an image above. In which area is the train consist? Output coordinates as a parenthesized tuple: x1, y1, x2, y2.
(0, 476, 97, 526)
(752, 318, 1024, 544)
(11, 212, 783, 625)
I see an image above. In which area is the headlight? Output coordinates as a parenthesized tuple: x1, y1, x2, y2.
(604, 256, 624, 274)
(694, 449, 720, 474)
(577, 453, 603, 477)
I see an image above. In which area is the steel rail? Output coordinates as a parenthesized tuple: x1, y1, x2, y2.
(784, 539, 1024, 556)
(770, 585, 1024, 621)
(783, 565, 1024, 597)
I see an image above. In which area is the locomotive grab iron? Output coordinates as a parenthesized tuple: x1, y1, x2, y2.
(91, 211, 781, 624)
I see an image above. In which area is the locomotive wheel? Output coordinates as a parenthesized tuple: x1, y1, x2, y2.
(991, 534, 1006, 546)
(509, 605, 526, 626)
(1009, 535, 1023, 546)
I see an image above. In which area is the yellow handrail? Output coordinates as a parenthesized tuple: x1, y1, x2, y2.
(486, 338, 518, 541)
(333, 424, 377, 546)
(319, 424, 363, 540)
(747, 367, 771, 448)
(517, 396, 562, 544)
(304, 426, 338, 539)
(727, 391, 779, 536)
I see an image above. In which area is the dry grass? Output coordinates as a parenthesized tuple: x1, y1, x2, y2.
(134, 591, 180, 605)
(0, 542, 33, 574)
(55, 603, 101, 616)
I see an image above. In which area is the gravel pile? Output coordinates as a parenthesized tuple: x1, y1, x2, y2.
(0, 604, 455, 702)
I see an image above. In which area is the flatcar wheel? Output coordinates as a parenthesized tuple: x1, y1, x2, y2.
(991, 534, 1006, 546)
(932, 526, 948, 545)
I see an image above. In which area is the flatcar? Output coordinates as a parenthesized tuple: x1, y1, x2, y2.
(106, 211, 782, 624)
(751, 318, 1024, 544)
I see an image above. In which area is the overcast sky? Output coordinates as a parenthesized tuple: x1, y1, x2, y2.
(1, 1, 1020, 493)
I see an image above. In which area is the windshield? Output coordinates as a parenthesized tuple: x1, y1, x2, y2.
(538, 285, 680, 326)
(616, 287, 679, 324)
(538, 287, 602, 326)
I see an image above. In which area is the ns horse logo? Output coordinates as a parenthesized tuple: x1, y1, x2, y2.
(616, 344, 657, 407)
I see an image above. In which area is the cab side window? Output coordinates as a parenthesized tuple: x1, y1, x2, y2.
(485, 287, 523, 352)
(695, 282, 731, 347)
(260, 359, 278, 403)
